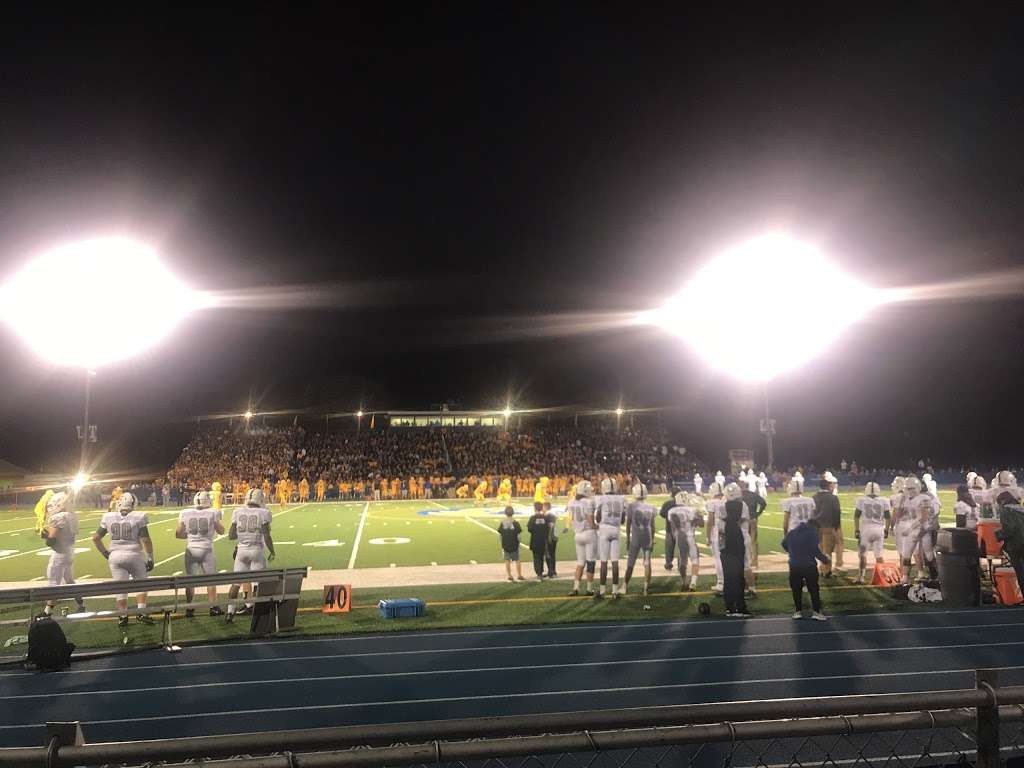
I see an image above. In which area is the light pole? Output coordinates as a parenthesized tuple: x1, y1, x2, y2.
(642, 234, 877, 470)
(0, 237, 208, 486)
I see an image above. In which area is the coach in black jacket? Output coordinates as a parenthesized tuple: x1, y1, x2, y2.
(812, 479, 842, 578)
(527, 503, 552, 580)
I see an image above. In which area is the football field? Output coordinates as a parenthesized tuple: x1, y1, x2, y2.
(0, 489, 959, 583)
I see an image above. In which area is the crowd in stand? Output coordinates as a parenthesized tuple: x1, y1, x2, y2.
(162, 422, 706, 502)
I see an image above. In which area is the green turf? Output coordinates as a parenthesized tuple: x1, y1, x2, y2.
(0, 572, 928, 655)
(0, 490, 960, 582)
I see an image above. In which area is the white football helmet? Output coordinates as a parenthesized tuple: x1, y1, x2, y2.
(193, 491, 212, 509)
(966, 471, 977, 485)
(724, 482, 742, 502)
(708, 481, 724, 497)
(864, 482, 881, 497)
(891, 476, 905, 494)
(970, 474, 987, 491)
(576, 480, 594, 498)
(632, 483, 647, 499)
(997, 470, 1015, 488)
(922, 473, 932, 483)
(823, 470, 838, 484)
(600, 478, 613, 494)
(903, 476, 922, 497)
(46, 491, 69, 518)
(117, 492, 137, 516)
(245, 488, 266, 506)
(675, 491, 689, 507)
(787, 479, 801, 494)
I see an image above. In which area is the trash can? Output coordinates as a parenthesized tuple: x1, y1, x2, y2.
(936, 550, 980, 607)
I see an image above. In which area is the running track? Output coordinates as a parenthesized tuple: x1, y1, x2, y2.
(1, 606, 1023, 749)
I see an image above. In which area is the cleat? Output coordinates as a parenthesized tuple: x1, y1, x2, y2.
(209, 606, 224, 617)
(136, 613, 154, 626)
(811, 612, 828, 621)
(611, 592, 621, 600)
(853, 578, 865, 585)
(185, 609, 195, 619)
(235, 605, 251, 617)
(593, 592, 604, 600)
(118, 615, 129, 628)
(792, 611, 804, 619)
(568, 589, 579, 596)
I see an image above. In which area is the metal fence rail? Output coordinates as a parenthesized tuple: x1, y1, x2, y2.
(3, 670, 1023, 768)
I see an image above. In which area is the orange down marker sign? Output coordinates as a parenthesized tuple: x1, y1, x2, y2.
(322, 584, 352, 614)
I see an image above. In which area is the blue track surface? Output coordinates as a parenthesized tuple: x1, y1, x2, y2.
(1, 606, 1023, 749)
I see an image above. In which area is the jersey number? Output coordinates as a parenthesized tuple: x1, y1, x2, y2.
(236, 514, 261, 533)
(109, 521, 133, 541)
(187, 518, 210, 536)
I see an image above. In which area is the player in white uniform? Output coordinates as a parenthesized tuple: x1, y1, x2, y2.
(568, 480, 597, 596)
(954, 484, 979, 530)
(745, 472, 758, 493)
(93, 492, 154, 627)
(898, 476, 940, 583)
(176, 491, 226, 617)
(781, 480, 816, 532)
(922, 473, 938, 497)
(705, 482, 726, 593)
(853, 482, 891, 584)
(623, 483, 657, 596)
(756, 472, 768, 498)
(594, 478, 626, 598)
(715, 470, 725, 489)
(226, 488, 276, 621)
(969, 474, 990, 518)
(792, 470, 805, 493)
(40, 492, 85, 615)
(693, 473, 703, 496)
(986, 470, 1024, 518)
(667, 492, 704, 591)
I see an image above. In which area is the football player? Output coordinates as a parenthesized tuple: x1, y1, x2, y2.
(40, 492, 85, 615)
(954, 484, 979, 530)
(667, 491, 703, 591)
(298, 477, 310, 503)
(534, 476, 551, 505)
(226, 488, 276, 622)
(594, 478, 626, 598)
(792, 470, 805, 493)
(497, 477, 512, 505)
(756, 471, 768, 498)
(568, 480, 597, 596)
(93, 492, 154, 627)
(693, 472, 703, 496)
(899, 476, 940, 583)
(33, 488, 54, 535)
(714, 469, 725, 489)
(315, 477, 326, 502)
(854, 482, 891, 584)
(718, 483, 752, 617)
(623, 483, 656, 595)
(969, 474, 989, 517)
(922, 473, 938, 497)
(987, 470, 1023, 517)
(211, 480, 223, 511)
(176, 491, 225, 617)
(473, 479, 488, 503)
(705, 481, 726, 594)
(781, 479, 816, 532)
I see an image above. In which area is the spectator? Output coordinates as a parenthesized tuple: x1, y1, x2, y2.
(781, 519, 829, 620)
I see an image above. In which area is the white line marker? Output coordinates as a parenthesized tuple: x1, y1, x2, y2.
(430, 561, 438, 566)
(389, 563, 396, 568)
(173, 571, 183, 576)
(347, 501, 370, 570)
(469, 559, 477, 565)
(80, 574, 91, 579)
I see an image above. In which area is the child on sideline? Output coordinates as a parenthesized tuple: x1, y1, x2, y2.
(498, 506, 524, 581)
(781, 519, 830, 621)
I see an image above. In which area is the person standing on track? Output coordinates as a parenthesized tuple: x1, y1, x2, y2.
(781, 519, 829, 620)
(568, 480, 597, 596)
(812, 477, 842, 578)
(623, 483, 656, 595)
(527, 502, 552, 580)
(718, 483, 751, 617)
(226, 488, 276, 622)
(594, 478, 626, 598)
(93, 492, 155, 627)
(176, 491, 225, 617)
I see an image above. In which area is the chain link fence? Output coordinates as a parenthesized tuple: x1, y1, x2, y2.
(3, 671, 1023, 768)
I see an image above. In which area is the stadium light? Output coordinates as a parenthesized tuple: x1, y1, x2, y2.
(642, 234, 879, 469)
(503, 407, 513, 419)
(0, 237, 209, 480)
(357, 410, 363, 418)
(70, 472, 88, 493)
(615, 407, 624, 416)
(244, 411, 254, 420)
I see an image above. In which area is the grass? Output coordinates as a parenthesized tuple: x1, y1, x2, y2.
(0, 489, 962, 655)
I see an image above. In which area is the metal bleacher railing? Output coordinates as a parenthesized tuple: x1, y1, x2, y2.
(2, 669, 1023, 768)
(0, 566, 310, 653)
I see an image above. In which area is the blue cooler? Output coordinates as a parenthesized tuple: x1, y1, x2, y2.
(378, 598, 426, 619)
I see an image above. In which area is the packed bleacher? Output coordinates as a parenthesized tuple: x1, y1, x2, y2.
(164, 421, 707, 501)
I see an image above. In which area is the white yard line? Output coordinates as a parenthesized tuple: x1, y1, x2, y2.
(347, 501, 370, 570)
(464, 514, 530, 549)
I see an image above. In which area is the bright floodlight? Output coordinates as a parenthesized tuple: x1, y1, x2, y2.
(244, 410, 254, 420)
(615, 407, 624, 416)
(70, 472, 88, 492)
(356, 410, 364, 418)
(644, 234, 878, 381)
(0, 237, 210, 368)
(503, 407, 513, 418)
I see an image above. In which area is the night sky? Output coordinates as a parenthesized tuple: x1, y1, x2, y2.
(1, 6, 1023, 473)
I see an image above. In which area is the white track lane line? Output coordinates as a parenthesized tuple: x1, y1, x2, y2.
(347, 501, 370, 569)
(464, 514, 530, 549)
(5, 641, 1024, 701)
(5, 620, 1023, 678)
(4, 667, 1016, 729)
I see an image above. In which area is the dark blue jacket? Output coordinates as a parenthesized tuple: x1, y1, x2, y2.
(781, 523, 830, 568)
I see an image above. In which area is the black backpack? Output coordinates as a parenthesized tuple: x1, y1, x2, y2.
(26, 614, 74, 671)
